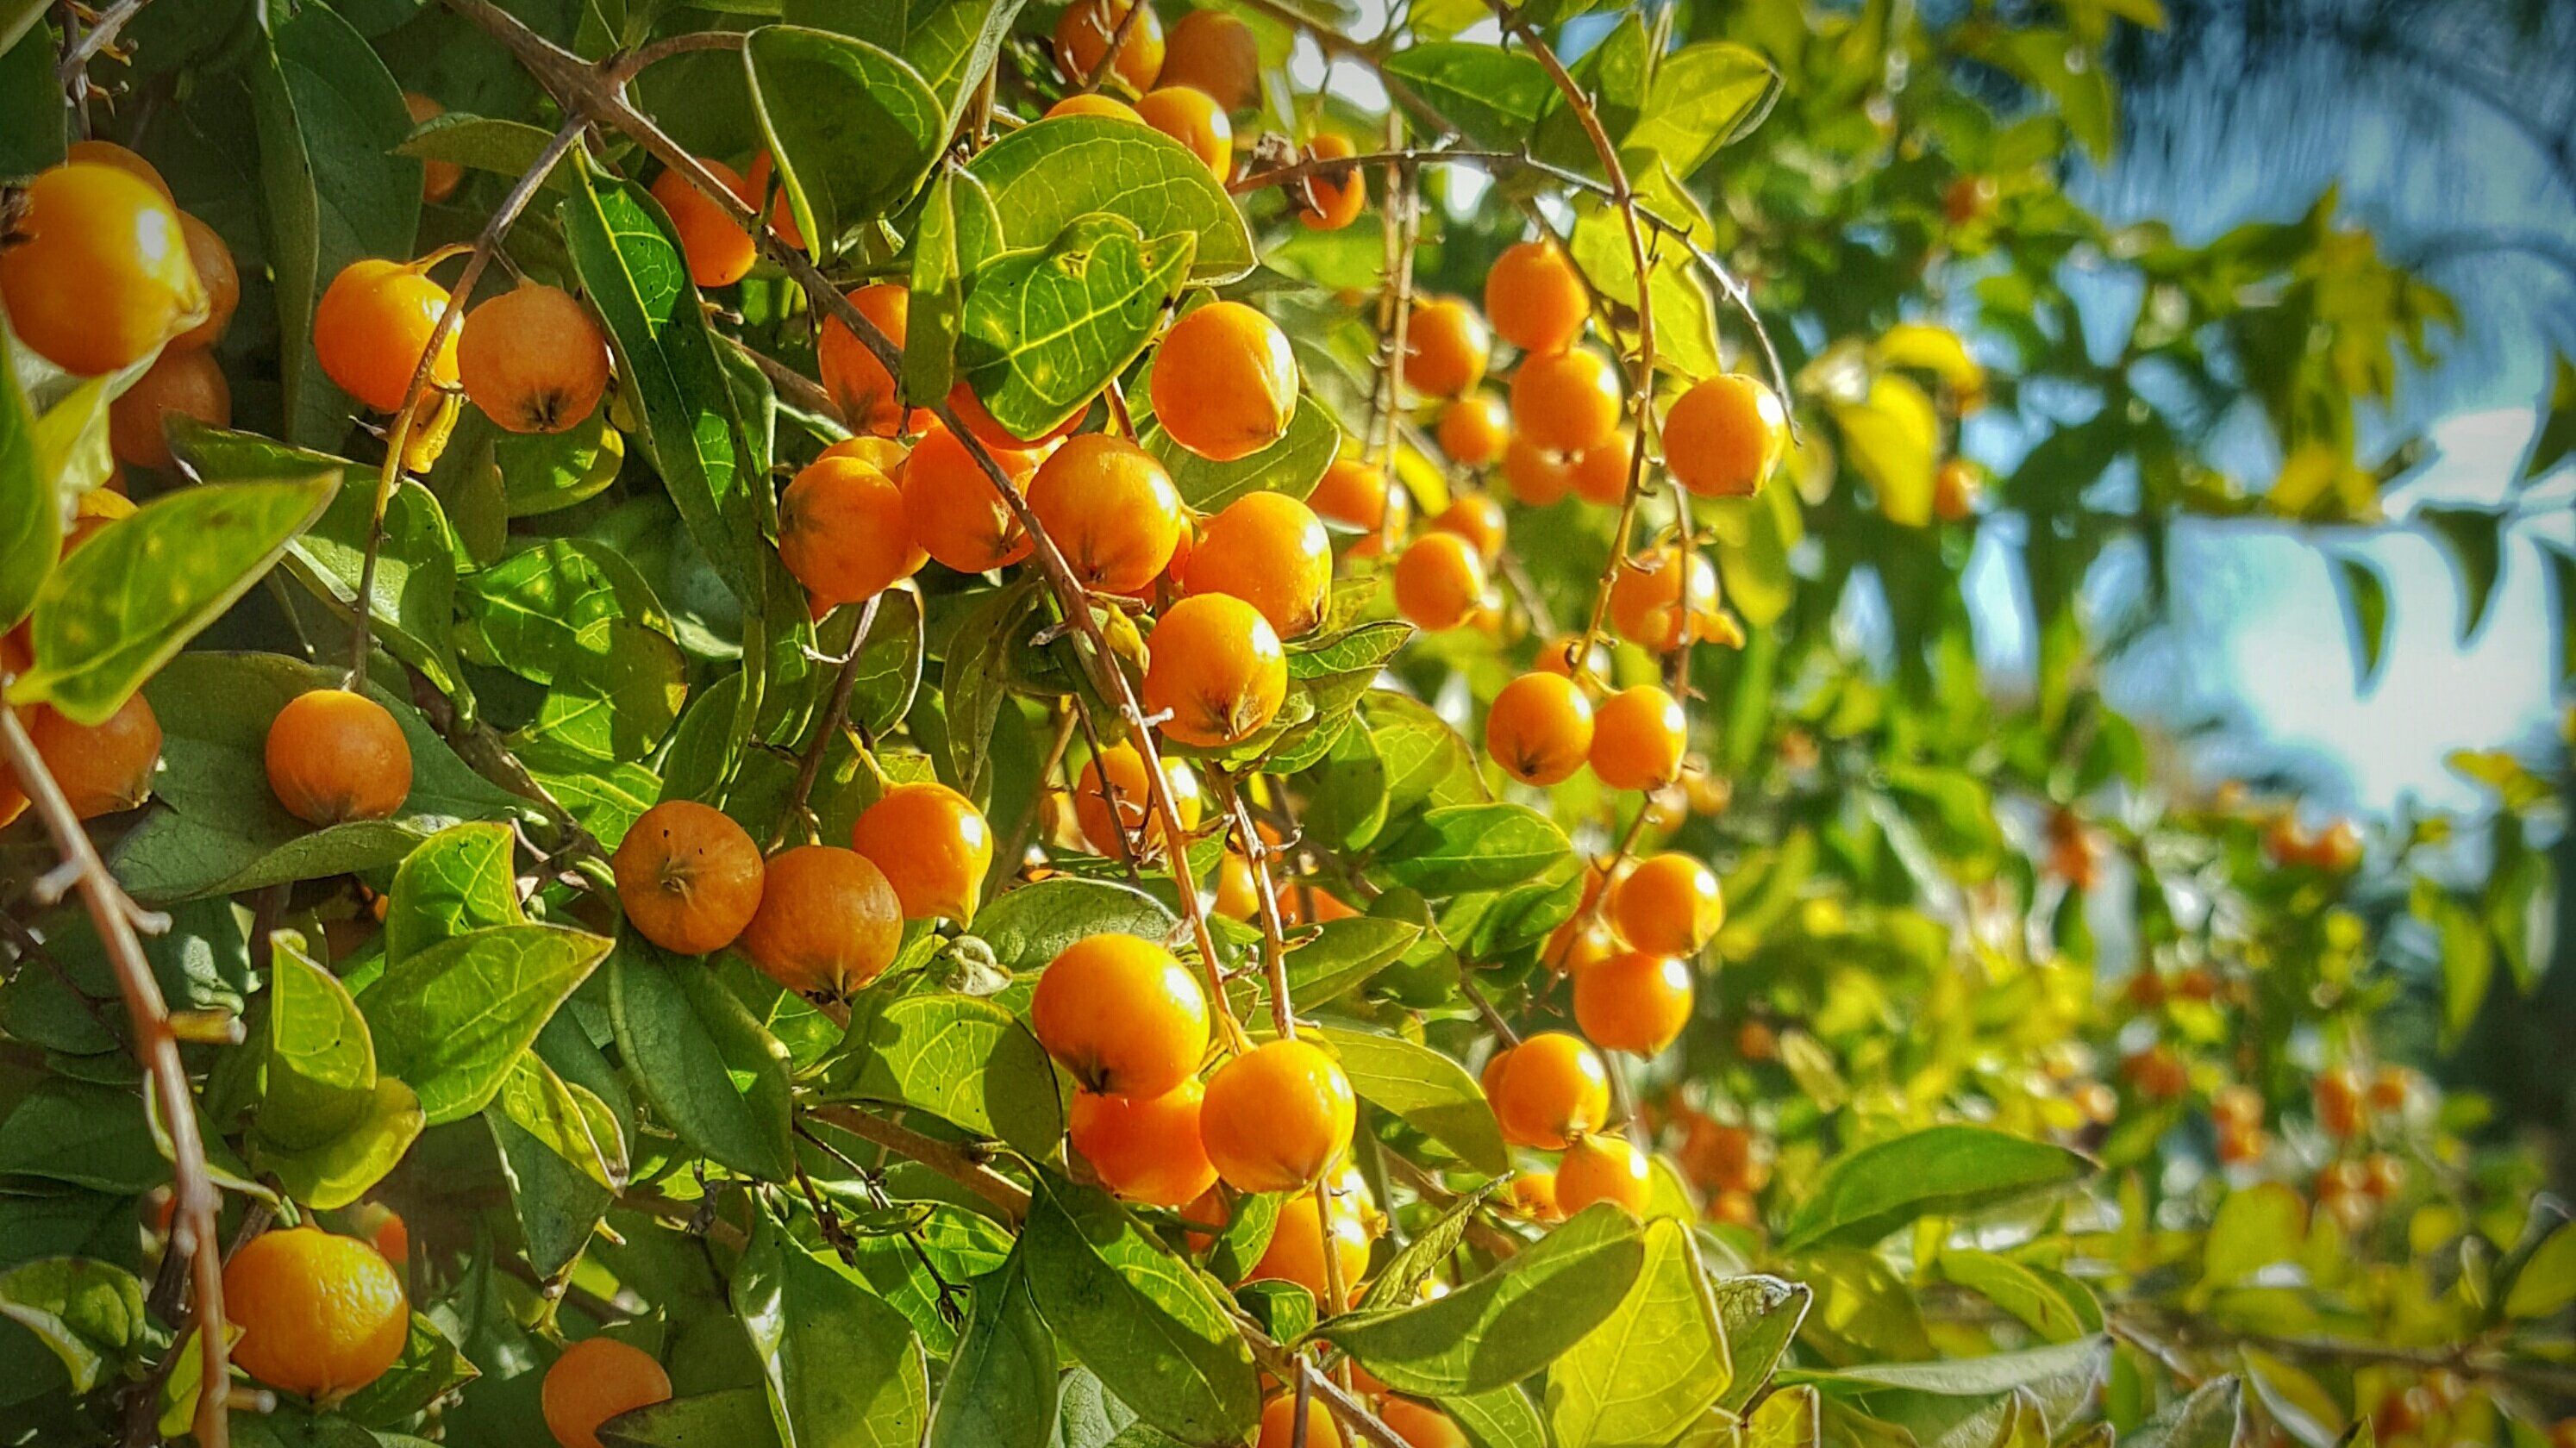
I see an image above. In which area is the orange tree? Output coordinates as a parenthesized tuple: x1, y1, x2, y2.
(0, 1, 2570, 1446)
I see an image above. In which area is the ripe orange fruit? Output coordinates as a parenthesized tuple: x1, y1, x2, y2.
(1214, 851, 1260, 921)
(2367, 1067, 2415, 1115)
(2314, 1066, 2367, 1140)
(173, 213, 239, 352)
(948, 378, 1079, 452)
(313, 258, 459, 415)
(816, 283, 911, 437)
(224, 1226, 410, 1398)
(736, 846, 902, 996)
(1256, 1394, 1343, 1448)
(1032, 933, 1210, 1097)
(1246, 1189, 1370, 1307)
(819, 435, 909, 471)
(1665, 374, 1787, 499)
(1485, 672, 1592, 787)
(1294, 134, 1366, 231)
(1181, 491, 1331, 639)
(1532, 632, 1608, 681)
(1613, 852, 1723, 955)
(1490, 1031, 1609, 1149)
(1545, 919, 1617, 977)
(1308, 456, 1391, 538)
(66, 139, 171, 198)
(1069, 1080, 1219, 1207)
(1589, 685, 1685, 792)
(1570, 427, 1635, 506)
(0, 162, 203, 376)
(850, 781, 991, 921)
(1504, 1168, 1561, 1221)
(1054, 0, 1165, 91)
(1380, 1397, 1469, 1448)
(1135, 86, 1232, 178)
(1072, 742, 1205, 858)
(1934, 459, 1979, 522)
(1152, 301, 1297, 463)
(1029, 434, 1185, 593)
(1573, 950, 1694, 1056)
(542, 1336, 673, 1448)
(1608, 547, 1721, 653)
(266, 690, 413, 825)
(459, 281, 611, 434)
(1393, 533, 1486, 633)
(404, 93, 463, 204)
(1047, 93, 1144, 122)
(610, 800, 764, 954)
(740, 152, 806, 250)
(1485, 240, 1590, 356)
(1143, 594, 1287, 748)
(903, 423, 1036, 573)
(651, 159, 758, 289)
(1437, 393, 1510, 467)
(1556, 1135, 1651, 1216)
(1429, 493, 1506, 561)
(351, 1202, 409, 1267)
(1504, 435, 1575, 505)
(1161, 10, 1259, 110)
(107, 346, 229, 471)
(1201, 1039, 1355, 1192)
(778, 455, 922, 606)
(1510, 347, 1623, 455)
(7, 695, 161, 818)
(1403, 297, 1490, 398)
(2120, 1044, 2188, 1102)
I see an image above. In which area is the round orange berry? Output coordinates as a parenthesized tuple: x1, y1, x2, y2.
(1054, 0, 1165, 91)
(1402, 297, 1490, 398)
(816, 283, 911, 437)
(1485, 240, 1590, 356)
(313, 258, 459, 415)
(1570, 427, 1635, 506)
(1308, 456, 1390, 537)
(266, 689, 413, 825)
(1072, 742, 1204, 859)
(1490, 1031, 1609, 1150)
(1608, 547, 1721, 653)
(1160, 9, 1259, 111)
(224, 1226, 409, 1398)
(736, 846, 903, 996)
(1032, 933, 1210, 1098)
(778, 455, 923, 606)
(1613, 852, 1723, 956)
(173, 213, 239, 352)
(1070, 1081, 1220, 1207)
(1246, 1189, 1370, 1308)
(1665, 374, 1787, 499)
(1182, 490, 1331, 639)
(1255, 1394, 1343, 1448)
(1153, 300, 1298, 463)
(542, 1336, 672, 1448)
(0, 161, 203, 376)
(1573, 950, 1694, 1056)
(1201, 1039, 1355, 1193)
(1485, 671, 1592, 787)
(903, 423, 1036, 573)
(1135, 86, 1232, 178)
(1380, 1397, 1468, 1448)
(1294, 134, 1366, 231)
(11, 695, 160, 818)
(108, 347, 229, 471)
(611, 800, 766, 956)
(459, 281, 612, 434)
(1143, 594, 1287, 748)
(1437, 393, 1510, 467)
(1504, 435, 1575, 505)
(1510, 347, 1623, 454)
(850, 781, 991, 921)
(404, 94, 463, 205)
(651, 159, 758, 289)
(1392, 532, 1486, 633)
(1589, 685, 1686, 792)
(1047, 92, 1143, 122)
(1429, 492, 1506, 561)
(1029, 434, 1186, 594)
(1556, 1135, 1651, 1217)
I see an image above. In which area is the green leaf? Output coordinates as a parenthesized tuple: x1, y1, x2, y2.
(2329, 555, 2392, 689)
(1625, 41, 1777, 176)
(384, 822, 524, 961)
(494, 413, 628, 517)
(602, 1388, 785, 1448)
(459, 537, 675, 687)
(1021, 1176, 1262, 1447)
(1375, 804, 1575, 896)
(1745, 1385, 1820, 1448)
(1143, 396, 1339, 512)
(258, 933, 380, 1150)
(1779, 1126, 2091, 1252)
(608, 939, 796, 1181)
(495, 1052, 626, 1192)
(826, 993, 1066, 1159)
(2125, 1375, 2241, 1448)
(8, 475, 340, 724)
(1357, 1186, 1495, 1314)
(1780, 1338, 2110, 1420)
(259, 1076, 425, 1210)
(1832, 374, 1939, 528)
(959, 214, 1194, 441)
(1708, 480, 1801, 628)
(735, 1214, 930, 1448)
(851, 584, 927, 735)
(360, 923, 612, 1125)
(488, 1102, 616, 1278)
(0, 1258, 145, 1393)
(1324, 1204, 1646, 1396)
(904, 169, 966, 407)
(341, 1314, 480, 1429)
(928, 1253, 1060, 1448)
(1931, 1250, 2100, 1343)
(1230, 916, 1422, 1016)
(971, 875, 1177, 974)
(1381, 43, 1554, 151)
(396, 110, 578, 191)
(2519, 351, 2575, 484)
(941, 579, 1042, 801)
(2428, 889, 2494, 1049)
(0, 1079, 166, 1192)
(2504, 1220, 2576, 1319)
(1710, 1276, 1810, 1414)
(746, 26, 946, 249)
(2421, 505, 2504, 640)
(2203, 1183, 2308, 1292)
(1309, 1025, 1506, 1175)
(0, 319, 55, 632)
(1443, 1384, 1549, 1448)
(961, 116, 1254, 284)
(509, 619, 691, 768)
(1547, 1219, 1729, 1448)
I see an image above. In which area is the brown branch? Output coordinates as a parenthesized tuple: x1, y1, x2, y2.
(766, 590, 883, 852)
(1217, 775, 1297, 1040)
(726, 334, 846, 432)
(1079, 0, 1150, 96)
(806, 1104, 1031, 1223)
(56, 0, 150, 88)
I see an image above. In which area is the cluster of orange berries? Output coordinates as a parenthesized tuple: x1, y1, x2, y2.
(2309, 1064, 2418, 1230)
(1656, 1094, 1774, 1228)
(2263, 813, 2365, 873)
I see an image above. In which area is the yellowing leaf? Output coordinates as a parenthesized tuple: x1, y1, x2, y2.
(1831, 374, 1939, 527)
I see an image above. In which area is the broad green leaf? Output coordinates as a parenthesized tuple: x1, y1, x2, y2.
(2504, 1220, 2576, 1319)
(1779, 1126, 2091, 1251)
(1747, 1385, 1820, 1448)
(1021, 1177, 1262, 1446)
(826, 993, 1066, 1159)
(961, 116, 1254, 284)
(341, 1314, 481, 1429)
(1376, 804, 1575, 896)
(1710, 1276, 1810, 1414)
(259, 1076, 424, 1210)
(396, 110, 578, 190)
(959, 214, 1194, 440)
(488, 1105, 615, 1278)
(2239, 1348, 2344, 1448)
(258, 933, 379, 1150)
(746, 26, 945, 248)
(384, 822, 524, 961)
(941, 578, 1041, 801)
(2421, 505, 2504, 640)
(1444, 1384, 1549, 1448)
(360, 923, 611, 1125)
(2203, 1183, 2309, 1291)
(928, 1253, 1059, 1448)
(0, 1080, 166, 1192)
(0, 319, 54, 631)
(2125, 1375, 2241, 1448)
(971, 874, 1178, 973)
(2329, 554, 2391, 689)
(851, 584, 927, 735)
(1367, 691, 1485, 814)
(460, 537, 675, 686)
(2520, 352, 2576, 484)
(1781, 1338, 2110, 1431)
(602, 1388, 785, 1448)
(735, 1214, 929, 1448)
(491, 415, 628, 517)
(1708, 480, 1801, 628)
(904, 169, 966, 407)
(510, 619, 691, 768)
(0, 1258, 145, 1392)
(1310, 1025, 1506, 1175)
(780, 0, 1027, 143)
(1382, 43, 1554, 151)
(1931, 1250, 2100, 1343)
(1325, 1204, 1647, 1396)
(9, 475, 340, 724)
(1230, 915, 1423, 1016)
(608, 939, 797, 1181)
(2428, 889, 2494, 1049)
(1570, 165, 1722, 381)
(1833, 373, 1939, 529)
(1626, 42, 1778, 176)
(1358, 1185, 1497, 1314)
(1144, 396, 1338, 511)
(1547, 1220, 1728, 1448)
(495, 1053, 626, 1191)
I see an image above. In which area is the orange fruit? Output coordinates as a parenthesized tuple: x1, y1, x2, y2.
(1532, 632, 1607, 681)
(1047, 93, 1143, 122)
(2314, 1067, 2367, 1140)
(1152, 300, 1297, 463)
(736, 846, 902, 996)
(0, 162, 203, 376)
(1555, 1135, 1650, 1216)
(108, 346, 229, 471)
(2367, 1067, 2415, 1115)
(1504, 1168, 1561, 1222)
(1380, 1397, 1469, 1448)
(1545, 920, 1617, 977)
(1294, 134, 1365, 231)
(1072, 742, 1204, 858)
(404, 93, 463, 204)
(850, 781, 991, 921)
(1429, 493, 1506, 561)
(542, 1336, 673, 1448)
(1200, 1039, 1355, 1192)
(352, 1203, 409, 1267)
(903, 423, 1036, 573)
(1161, 10, 1259, 110)
(1256, 1395, 1343, 1448)
(1392, 532, 1486, 633)
(1607, 546, 1720, 652)
(1570, 427, 1635, 506)
(819, 435, 909, 471)
(1143, 594, 1287, 748)
(1490, 1031, 1609, 1150)
(1934, 459, 1979, 521)
(1214, 851, 1260, 921)
(651, 159, 757, 289)
(1437, 393, 1510, 467)
(173, 213, 240, 352)
(7, 695, 162, 817)
(66, 139, 171, 198)
(1485, 240, 1590, 356)
(1588, 685, 1685, 791)
(1510, 347, 1623, 454)
(1032, 933, 1210, 1098)
(1069, 1080, 1220, 1207)
(948, 377, 1079, 452)
(739, 152, 806, 250)
(1181, 490, 1331, 639)
(1573, 950, 1694, 1056)
(266, 690, 413, 825)
(816, 283, 911, 437)
(1135, 86, 1232, 178)
(1485, 671, 1592, 787)
(778, 455, 923, 606)
(459, 281, 612, 434)
(1054, 0, 1165, 91)
(1029, 434, 1186, 593)
(1504, 435, 1575, 505)
(1308, 456, 1391, 537)
(611, 800, 765, 954)
(1612, 852, 1723, 956)
(1403, 297, 1490, 398)
(224, 1226, 410, 1398)
(1246, 1189, 1370, 1307)
(1664, 374, 1786, 499)
(314, 258, 459, 415)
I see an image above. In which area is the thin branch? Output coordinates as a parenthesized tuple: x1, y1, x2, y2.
(56, 0, 150, 88)
(766, 591, 882, 852)
(1218, 775, 1297, 1040)
(1079, 0, 1150, 96)
(806, 1104, 1031, 1223)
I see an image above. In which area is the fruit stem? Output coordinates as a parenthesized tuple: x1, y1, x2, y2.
(1219, 774, 1298, 1040)
(766, 590, 883, 852)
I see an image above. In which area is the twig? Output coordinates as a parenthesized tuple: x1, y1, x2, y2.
(726, 334, 847, 433)
(766, 591, 882, 852)
(806, 1103, 1031, 1223)
(1218, 776, 1297, 1040)
(56, 0, 150, 88)
(1079, 0, 1150, 96)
